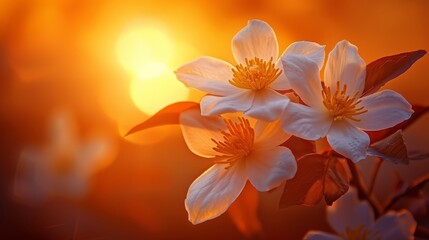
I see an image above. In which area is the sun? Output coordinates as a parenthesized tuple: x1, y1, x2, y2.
(116, 21, 172, 80)
(130, 71, 189, 115)
(116, 21, 190, 116)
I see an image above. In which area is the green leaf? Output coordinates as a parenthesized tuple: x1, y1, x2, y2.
(126, 102, 199, 136)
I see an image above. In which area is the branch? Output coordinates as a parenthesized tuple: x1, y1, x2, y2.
(347, 159, 383, 217)
(368, 158, 383, 195)
(384, 174, 429, 210)
(415, 226, 429, 239)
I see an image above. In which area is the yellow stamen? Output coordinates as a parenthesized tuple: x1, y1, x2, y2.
(230, 57, 282, 90)
(321, 81, 368, 122)
(211, 117, 254, 169)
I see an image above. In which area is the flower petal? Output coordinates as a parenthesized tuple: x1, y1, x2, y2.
(244, 89, 290, 121)
(254, 119, 291, 149)
(49, 110, 78, 152)
(60, 171, 88, 198)
(373, 210, 416, 240)
(14, 149, 48, 203)
(246, 146, 296, 191)
(353, 90, 413, 131)
(175, 56, 239, 95)
(304, 231, 342, 240)
(272, 42, 325, 91)
(281, 102, 332, 140)
(327, 188, 375, 235)
(232, 19, 278, 65)
(185, 162, 247, 224)
(270, 59, 291, 91)
(282, 54, 324, 109)
(324, 40, 366, 97)
(327, 121, 370, 162)
(76, 138, 114, 175)
(283, 41, 326, 69)
(200, 91, 254, 116)
(180, 108, 226, 158)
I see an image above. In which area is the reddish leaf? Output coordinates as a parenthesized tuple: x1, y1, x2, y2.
(324, 158, 350, 205)
(408, 151, 429, 161)
(368, 130, 409, 165)
(280, 154, 325, 208)
(279, 154, 350, 208)
(227, 182, 263, 238)
(367, 105, 429, 143)
(126, 102, 199, 136)
(281, 136, 316, 159)
(363, 50, 426, 96)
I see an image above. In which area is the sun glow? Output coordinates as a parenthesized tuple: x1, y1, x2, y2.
(116, 21, 190, 116)
(130, 71, 189, 115)
(117, 22, 172, 80)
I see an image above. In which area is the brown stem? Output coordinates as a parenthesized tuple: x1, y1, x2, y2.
(415, 226, 429, 239)
(347, 159, 383, 217)
(368, 158, 383, 195)
(384, 173, 429, 210)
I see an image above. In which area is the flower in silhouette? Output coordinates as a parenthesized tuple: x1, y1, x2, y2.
(304, 187, 416, 240)
(14, 111, 116, 202)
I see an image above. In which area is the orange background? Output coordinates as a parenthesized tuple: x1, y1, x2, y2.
(0, 0, 428, 239)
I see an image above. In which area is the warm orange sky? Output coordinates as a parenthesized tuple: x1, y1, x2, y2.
(0, 0, 428, 239)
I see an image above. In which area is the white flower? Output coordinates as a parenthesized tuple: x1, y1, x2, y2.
(14, 111, 116, 202)
(180, 108, 297, 224)
(281, 40, 413, 162)
(175, 19, 325, 122)
(304, 187, 417, 240)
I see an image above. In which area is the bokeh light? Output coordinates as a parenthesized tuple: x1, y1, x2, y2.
(1, 1, 429, 239)
(130, 71, 189, 115)
(116, 21, 172, 80)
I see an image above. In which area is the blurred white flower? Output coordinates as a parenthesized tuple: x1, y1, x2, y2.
(175, 19, 325, 121)
(180, 108, 297, 224)
(14, 110, 116, 203)
(304, 187, 416, 240)
(281, 40, 413, 162)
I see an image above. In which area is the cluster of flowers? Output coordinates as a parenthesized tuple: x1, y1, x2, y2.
(11, 16, 424, 239)
(156, 19, 429, 239)
(174, 19, 414, 224)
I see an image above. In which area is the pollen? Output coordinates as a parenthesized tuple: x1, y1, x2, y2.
(321, 81, 368, 122)
(229, 57, 282, 90)
(211, 117, 254, 169)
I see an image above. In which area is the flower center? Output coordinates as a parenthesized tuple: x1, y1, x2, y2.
(342, 225, 382, 240)
(211, 117, 254, 169)
(230, 57, 282, 90)
(321, 81, 367, 121)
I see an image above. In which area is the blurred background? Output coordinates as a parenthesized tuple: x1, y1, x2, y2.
(0, 0, 428, 239)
